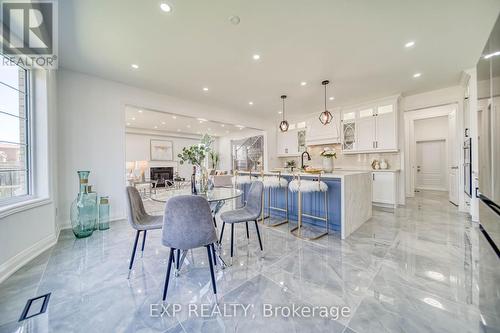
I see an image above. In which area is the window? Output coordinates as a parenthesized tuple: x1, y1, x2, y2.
(0, 56, 30, 203)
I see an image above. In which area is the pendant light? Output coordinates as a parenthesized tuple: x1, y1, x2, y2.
(319, 80, 334, 125)
(279, 95, 289, 132)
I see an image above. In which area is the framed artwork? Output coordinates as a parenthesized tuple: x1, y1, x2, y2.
(150, 140, 173, 161)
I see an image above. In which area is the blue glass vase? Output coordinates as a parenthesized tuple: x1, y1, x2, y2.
(98, 196, 110, 230)
(70, 171, 98, 238)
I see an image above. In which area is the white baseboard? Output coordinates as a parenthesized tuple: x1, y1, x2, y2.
(0, 232, 58, 284)
(58, 216, 127, 230)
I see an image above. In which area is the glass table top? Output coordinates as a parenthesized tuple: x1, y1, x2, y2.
(150, 187, 242, 203)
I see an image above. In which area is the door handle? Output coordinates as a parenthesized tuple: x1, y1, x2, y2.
(451, 166, 459, 170)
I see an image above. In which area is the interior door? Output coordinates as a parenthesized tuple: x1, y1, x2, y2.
(416, 140, 447, 191)
(448, 111, 459, 205)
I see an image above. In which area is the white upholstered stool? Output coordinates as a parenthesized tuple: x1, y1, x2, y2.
(260, 172, 289, 227)
(233, 171, 257, 208)
(288, 174, 329, 240)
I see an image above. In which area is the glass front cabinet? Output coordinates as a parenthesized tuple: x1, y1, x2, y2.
(341, 96, 399, 154)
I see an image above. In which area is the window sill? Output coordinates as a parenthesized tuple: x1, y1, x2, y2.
(0, 197, 52, 219)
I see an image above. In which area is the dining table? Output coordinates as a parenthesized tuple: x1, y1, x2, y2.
(150, 187, 243, 270)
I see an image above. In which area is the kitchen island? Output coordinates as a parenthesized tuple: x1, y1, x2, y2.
(237, 170, 372, 239)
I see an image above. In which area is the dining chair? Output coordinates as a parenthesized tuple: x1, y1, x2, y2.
(161, 195, 218, 302)
(125, 186, 163, 278)
(219, 181, 264, 261)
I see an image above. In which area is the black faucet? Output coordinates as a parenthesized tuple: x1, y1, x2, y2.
(301, 151, 311, 170)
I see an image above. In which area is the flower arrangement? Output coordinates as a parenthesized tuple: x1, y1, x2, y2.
(320, 147, 337, 159)
(177, 134, 214, 166)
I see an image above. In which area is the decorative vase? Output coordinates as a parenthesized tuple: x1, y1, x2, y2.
(380, 159, 388, 169)
(322, 158, 334, 173)
(195, 165, 209, 193)
(98, 196, 110, 230)
(70, 171, 98, 238)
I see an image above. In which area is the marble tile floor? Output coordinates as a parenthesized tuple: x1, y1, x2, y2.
(0, 190, 499, 333)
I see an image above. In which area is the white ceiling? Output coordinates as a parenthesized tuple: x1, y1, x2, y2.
(125, 106, 249, 136)
(59, 0, 500, 119)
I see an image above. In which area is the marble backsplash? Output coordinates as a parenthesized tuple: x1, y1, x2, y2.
(278, 143, 401, 170)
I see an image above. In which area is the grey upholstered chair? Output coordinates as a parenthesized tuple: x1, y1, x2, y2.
(219, 181, 264, 260)
(161, 195, 218, 301)
(125, 186, 163, 278)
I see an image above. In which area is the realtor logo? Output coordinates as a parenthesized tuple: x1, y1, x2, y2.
(1, 0, 58, 68)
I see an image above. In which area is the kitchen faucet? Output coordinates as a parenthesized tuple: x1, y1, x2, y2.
(301, 151, 311, 170)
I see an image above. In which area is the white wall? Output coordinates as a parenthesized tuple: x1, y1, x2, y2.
(125, 130, 203, 180)
(0, 70, 59, 283)
(57, 69, 267, 228)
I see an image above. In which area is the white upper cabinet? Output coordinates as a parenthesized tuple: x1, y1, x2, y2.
(305, 110, 341, 145)
(341, 96, 399, 154)
(276, 128, 300, 156)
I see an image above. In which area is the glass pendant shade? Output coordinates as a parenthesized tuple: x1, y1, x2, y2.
(279, 95, 289, 132)
(319, 80, 334, 125)
(279, 120, 289, 132)
(319, 110, 333, 125)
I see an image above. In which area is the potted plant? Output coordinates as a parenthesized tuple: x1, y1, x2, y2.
(209, 150, 220, 170)
(285, 160, 296, 172)
(178, 134, 214, 193)
(320, 147, 337, 172)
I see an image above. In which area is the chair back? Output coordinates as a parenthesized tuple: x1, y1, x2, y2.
(162, 195, 218, 250)
(245, 181, 263, 217)
(125, 186, 147, 229)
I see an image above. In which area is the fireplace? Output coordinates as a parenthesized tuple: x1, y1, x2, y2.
(150, 167, 174, 187)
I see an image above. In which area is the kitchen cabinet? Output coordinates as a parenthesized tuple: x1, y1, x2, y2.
(305, 110, 341, 145)
(276, 128, 300, 156)
(341, 96, 399, 154)
(372, 171, 398, 208)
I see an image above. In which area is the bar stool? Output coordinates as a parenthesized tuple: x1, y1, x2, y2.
(288, 174, 329, 240)
(260, 171, 289, 227)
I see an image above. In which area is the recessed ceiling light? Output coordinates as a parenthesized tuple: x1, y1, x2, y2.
(154, 126, 158, 129)
(177, 129, 181, 132)
(329, 96, 335, 101)
(278, 111, 282, 114)
(197, 118, 207, 122)
(252, 54, 260, 60)
(300, 81, 307, 86)
(203, 87, 209, 91)
(172, 115, 177, 119)
(131, 117, 136, 120)
(405, 41, 415, 48)
(161, 121, 166, 125)
(248, 101, 253, 105)
(126, 122, 131, 126)
(235, 125, 245, 129)
(131, 64, 139, 69)
(413, 72, 422, 78)
(138, 109, 143, 113)
(220, 124, 225, 127)
(186, 124, 191, 128)
(159, 3, 171, 12)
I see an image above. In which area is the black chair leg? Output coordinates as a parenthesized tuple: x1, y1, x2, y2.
(141, 230, 147, 256)
(254, 220, 263, 251)
(163, 248, 175, 301)
(128, 230, 141, 276)
(213, 216, 217, 228)
(245, 222, 249, 239)
(211, 243, 217, 266)
(230, 223, 235, 258)
(219, 222, 225, 243)
(206, 245, 217, 295)
(176, 249, 181, 270)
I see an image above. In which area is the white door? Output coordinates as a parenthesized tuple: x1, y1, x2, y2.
(356, 108, 376, 151)
(448, 111, 459, 205)
(375, 104, 397, 150)
(416, 140, 447, 191)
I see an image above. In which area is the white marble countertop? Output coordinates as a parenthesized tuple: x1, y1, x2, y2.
(334, 167, 401, 173)
(266, 170, 370, 179)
